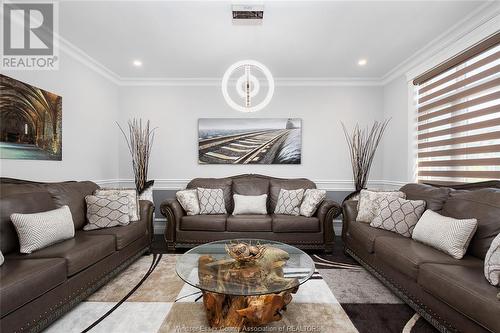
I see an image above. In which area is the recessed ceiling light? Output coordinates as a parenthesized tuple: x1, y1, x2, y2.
(358, 59, 367, 66)
(132, 60, 142, 67)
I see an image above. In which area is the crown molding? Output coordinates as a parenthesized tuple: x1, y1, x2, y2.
(382, 1, 500, 85)
(95, 178, 406, 191)
(56, 1, 498, 88)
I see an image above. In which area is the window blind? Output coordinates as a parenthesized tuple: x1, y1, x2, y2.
(414, 32, 500, 185)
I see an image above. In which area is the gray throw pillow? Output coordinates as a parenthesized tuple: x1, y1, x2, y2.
(10, 205, 75, 254)
(485, 232, 500, 286)
(84, 193, 130, 230)
(232, 194, 268, 215)
(300, 189, 326, 217)
(197, 188, 227, 215)
(412, 210, 478, 259)
(370, 197, 426, 237)
(356, 190, 406, 223)
(275, 189, 305, 216)
(95, 188, 140, 222)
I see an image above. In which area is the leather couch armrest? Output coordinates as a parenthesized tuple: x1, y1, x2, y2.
(342, 200, 358, 240)
(160, 199, 185, 249)
(139, 200, 155, 243)
(316, 199, 342, 250)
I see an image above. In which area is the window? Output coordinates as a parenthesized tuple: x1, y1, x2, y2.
(413, 32, 500, 185)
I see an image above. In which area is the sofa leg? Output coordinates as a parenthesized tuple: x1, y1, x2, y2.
(167, 242, 176, 252)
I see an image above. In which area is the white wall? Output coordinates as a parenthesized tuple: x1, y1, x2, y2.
(382, 75, 413, 183)
(117, 85, 385, 185)
(0, 53, 120, 182)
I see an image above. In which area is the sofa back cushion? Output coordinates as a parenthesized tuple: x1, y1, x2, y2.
(441, 188, 500, 259)
(400, 183, 451, 212)
(186, 178, 233, 213)
(269, 178, 316, 213)
(232, 177, 270, 196)
(45, 181, 99, 230)
(0, 184, 57, 254)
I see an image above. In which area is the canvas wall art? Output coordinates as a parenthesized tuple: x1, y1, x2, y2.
(0, 74, 62, 160)
(198, 118, 301, 164)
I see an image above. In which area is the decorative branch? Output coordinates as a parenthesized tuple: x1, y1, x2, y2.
(341, 119, 391, 192)
(117, 119, 157, 193)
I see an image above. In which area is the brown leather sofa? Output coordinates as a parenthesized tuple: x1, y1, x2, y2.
(0, 178, 154, 333)
(161, 174, 341, 252)
(342, 182, 500, 333)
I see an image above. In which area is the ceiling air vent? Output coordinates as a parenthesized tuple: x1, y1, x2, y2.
(232, 5, 263, 24)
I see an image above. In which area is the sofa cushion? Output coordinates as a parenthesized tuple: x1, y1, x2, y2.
(227, 215, 272, 232)
(374, 236, 477, 280)
(233, 177, 270, 196)
(419, 262, 500, 333)
(8, 232, 115, 276)
(83, 217, 147, 250)
(269, 179, 316, 212)
(441, 188, 500, 259)
(0, 258, 66, 315)
(0, 184, 57, 254)
(186, 178, 233, 213)
(272, 214, 319, 233)
(400, 183, 451, 211)
(348, 221, 399, 253)
(180, 215, 227, 231)
(45, 181, 99, 230)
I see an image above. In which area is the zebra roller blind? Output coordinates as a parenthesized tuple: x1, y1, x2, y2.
(414, 32, 500, 185)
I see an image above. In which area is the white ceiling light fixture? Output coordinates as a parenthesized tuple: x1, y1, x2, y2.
(132, 59, 143, 67)
(221, 59, 274, 113)
(357, 59, 367, 66)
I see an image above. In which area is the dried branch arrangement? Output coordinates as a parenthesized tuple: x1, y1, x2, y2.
(118, 119, 156, 194)
(341, 119, 390, 192)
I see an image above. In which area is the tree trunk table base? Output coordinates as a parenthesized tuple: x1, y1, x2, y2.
(202, 289, 296, 330)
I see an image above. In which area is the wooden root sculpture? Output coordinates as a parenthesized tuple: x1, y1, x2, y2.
(198, 244, 299, 330)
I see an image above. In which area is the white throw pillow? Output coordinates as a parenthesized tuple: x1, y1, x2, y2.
(300, 189, 326, 217)
(0, 250, 3, 266)
(176, 189, 200, 215)
(233, 194, 268, 215)
(484, 233, 500, 286)
(412, 210, 478, 259)
(356, 190, 406, 223)
(370, 197, 426, 237)
(84, 193, 130, 230)
(197, 188, 227, 215)
(11, 206, 75, 254)
(95, 188, 140, 222)
(274, 188, 305, 216)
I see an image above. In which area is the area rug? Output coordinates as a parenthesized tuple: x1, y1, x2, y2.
(44, 252, 438, 333)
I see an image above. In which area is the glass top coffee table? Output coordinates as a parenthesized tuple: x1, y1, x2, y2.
(176, 239, 315, 329)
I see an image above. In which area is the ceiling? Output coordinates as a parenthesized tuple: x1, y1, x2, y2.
(59, 1, 489, 79)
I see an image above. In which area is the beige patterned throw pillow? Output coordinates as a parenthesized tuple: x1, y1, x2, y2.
(275, 188, 305, 216)
(300, 189, 326, 217)
(197, 188, 227, 215)
(10, 206, 75, 254)
(485, 233, 500, 286)
(84, 193, 130, 230)
(95, 188, 140, 222)
(370, 197, 426, 237)
(356, 190, 406, 223)
(176, 189, 200, 215)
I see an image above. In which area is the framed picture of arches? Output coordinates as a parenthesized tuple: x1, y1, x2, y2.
(0, 74, 62, 160)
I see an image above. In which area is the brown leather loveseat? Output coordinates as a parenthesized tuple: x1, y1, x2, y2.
(0, 178, 154, 333)
(161, 174, 341, 252)
(342, 182, 500, 333)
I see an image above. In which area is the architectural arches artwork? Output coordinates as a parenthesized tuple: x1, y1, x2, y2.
(0, 74, 62, 160)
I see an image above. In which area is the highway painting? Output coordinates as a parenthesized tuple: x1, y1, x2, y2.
(198, 118, 302, 164)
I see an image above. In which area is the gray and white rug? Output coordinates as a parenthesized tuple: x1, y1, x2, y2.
(44, 252, 437, 333)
